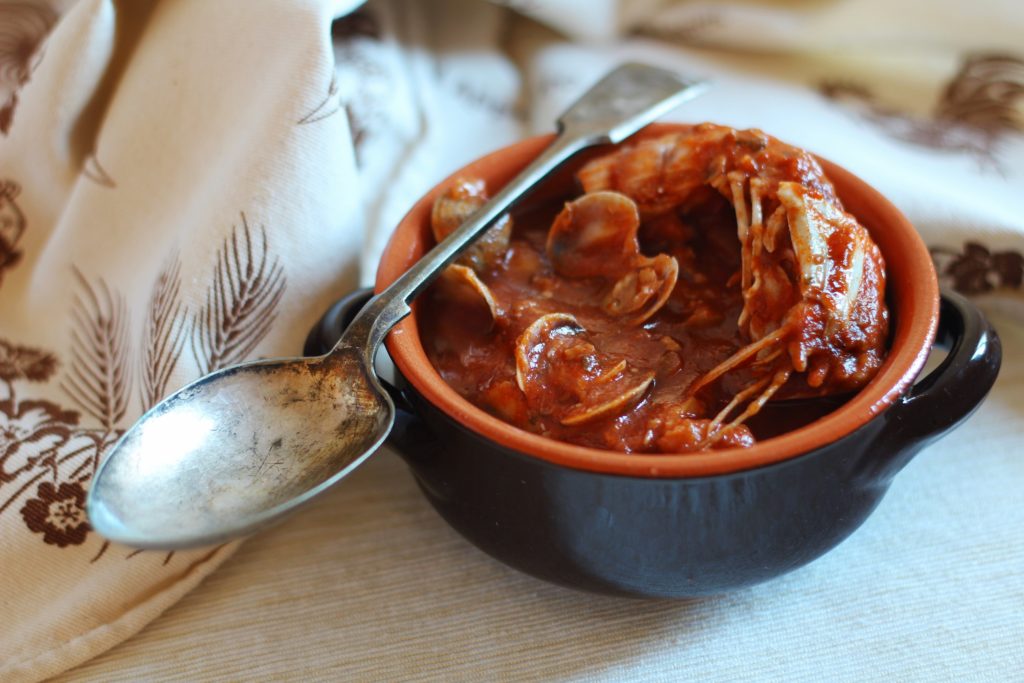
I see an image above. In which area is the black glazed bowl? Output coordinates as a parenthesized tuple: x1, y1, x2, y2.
(307, 126, 1002, 598)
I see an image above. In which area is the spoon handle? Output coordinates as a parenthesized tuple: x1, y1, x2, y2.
(338, 63, 708, 361)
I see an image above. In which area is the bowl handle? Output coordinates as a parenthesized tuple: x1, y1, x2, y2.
(303, 287, 375, 358)
(303, 287, 428, 452)
(864, 287, 1002, 481)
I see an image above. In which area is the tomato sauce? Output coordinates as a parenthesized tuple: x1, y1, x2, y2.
(420, 194, 832, 453)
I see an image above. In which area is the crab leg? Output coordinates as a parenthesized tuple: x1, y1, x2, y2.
(699, 367, 791, 449)
(686, 324, 789, 397)
(723, 368, 792, 430)
(707, 373, 774, 432)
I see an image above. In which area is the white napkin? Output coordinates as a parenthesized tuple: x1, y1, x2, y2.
(2, 0, 1022, 680)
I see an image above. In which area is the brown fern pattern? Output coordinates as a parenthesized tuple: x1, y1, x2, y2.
(62, 268, 131, 436)
(0, 1, 58, 135)
(937, 54, 1024, 134)
(141, 253, 188, 411)
(193, 213, 285, 374)
(820, 53, 1024, 172)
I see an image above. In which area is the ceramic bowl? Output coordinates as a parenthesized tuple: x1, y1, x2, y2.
(306, 124, 1001, 598)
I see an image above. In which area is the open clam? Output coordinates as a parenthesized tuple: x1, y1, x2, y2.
(434, 264, 501, 332)
(432, 177, 512, 272)
(546, 191, 641, 279)
(602, 253, 679, 325)
(514, 312, 654, 426)
(560, 374, 654, 426)
(546, 191, 679, 325)
(514, 313, 587, 395)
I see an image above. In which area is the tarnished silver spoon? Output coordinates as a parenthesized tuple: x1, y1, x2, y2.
(87, 63, 707, 549)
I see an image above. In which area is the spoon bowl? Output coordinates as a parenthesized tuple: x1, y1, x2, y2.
(88, 350, 393, 547)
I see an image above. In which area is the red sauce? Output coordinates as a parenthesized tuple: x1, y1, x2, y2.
(418, 125, 887, 454)
(420, 195, 836, 453)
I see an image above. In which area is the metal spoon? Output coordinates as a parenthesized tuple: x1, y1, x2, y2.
(87, 63, 707, 549)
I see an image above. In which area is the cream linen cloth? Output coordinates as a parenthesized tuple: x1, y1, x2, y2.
(2, 0, 1023, 681)
(0, 0, 363, 680)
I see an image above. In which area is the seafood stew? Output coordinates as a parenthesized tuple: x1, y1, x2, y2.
(419, 124, 889, 453)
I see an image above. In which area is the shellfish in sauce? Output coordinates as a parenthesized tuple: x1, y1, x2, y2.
(419, 124, 889, 453)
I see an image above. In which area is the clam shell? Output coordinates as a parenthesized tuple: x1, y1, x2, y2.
(602, 253, 679, 325)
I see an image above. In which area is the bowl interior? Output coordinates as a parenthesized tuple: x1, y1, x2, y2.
(377, 124, 939, 477)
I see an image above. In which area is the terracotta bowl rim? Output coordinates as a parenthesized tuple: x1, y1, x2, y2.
(377, 123, 940, 478)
